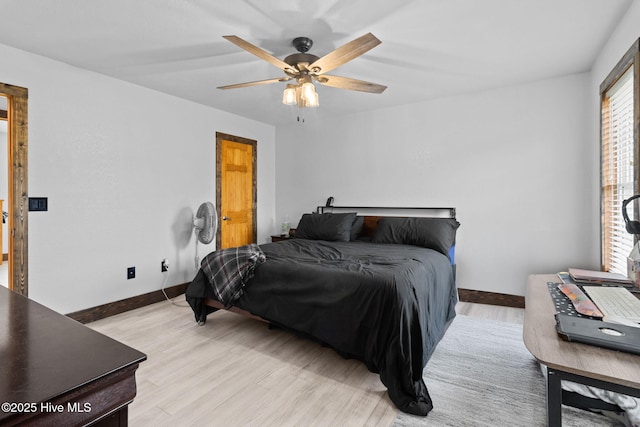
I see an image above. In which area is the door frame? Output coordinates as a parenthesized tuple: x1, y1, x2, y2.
(215, 132, 257, 249)
(0, 82, 28, 295)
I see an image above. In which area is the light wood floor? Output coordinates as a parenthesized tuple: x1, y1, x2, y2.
(87, 298, 524, 426)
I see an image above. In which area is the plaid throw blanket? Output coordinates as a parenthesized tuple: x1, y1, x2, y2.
(200, 243, 266, 308)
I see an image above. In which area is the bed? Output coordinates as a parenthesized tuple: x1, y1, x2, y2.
(185, 206, 460, 416)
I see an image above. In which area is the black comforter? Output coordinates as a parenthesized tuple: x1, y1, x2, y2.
(186, 238, 457, 416)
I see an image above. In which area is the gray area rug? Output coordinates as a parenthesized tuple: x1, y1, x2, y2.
(394, 315, 623, 426)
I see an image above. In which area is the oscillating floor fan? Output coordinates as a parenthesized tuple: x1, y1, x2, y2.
(193, 201, 217, 268)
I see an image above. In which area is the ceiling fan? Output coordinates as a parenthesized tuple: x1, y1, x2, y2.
(217, 33, 387, 108)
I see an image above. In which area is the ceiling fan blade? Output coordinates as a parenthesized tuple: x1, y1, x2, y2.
(217, 76, 292, 90)
(308, 33, 381, 74)
(314, 75, 387, 94)
(223, 35, 294, 72)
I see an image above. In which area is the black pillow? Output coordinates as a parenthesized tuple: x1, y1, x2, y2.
(294, 212, 357, 242)
(350, 216, 364, 241)
(371, 217, 460, 256)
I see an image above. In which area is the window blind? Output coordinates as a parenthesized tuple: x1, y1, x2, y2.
(601, 65, 635, 274)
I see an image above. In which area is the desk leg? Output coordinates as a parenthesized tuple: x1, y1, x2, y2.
(546, 367, 562, 427)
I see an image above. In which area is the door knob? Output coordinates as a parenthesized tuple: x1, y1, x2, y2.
(222, 216, 230, 221)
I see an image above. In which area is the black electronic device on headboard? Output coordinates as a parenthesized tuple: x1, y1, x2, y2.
(325, 196, 334, 207)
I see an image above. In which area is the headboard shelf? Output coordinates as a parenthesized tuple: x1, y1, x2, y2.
(317, 205, 456, 219)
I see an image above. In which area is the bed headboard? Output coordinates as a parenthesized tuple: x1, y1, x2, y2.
(315, 205, 457, 238)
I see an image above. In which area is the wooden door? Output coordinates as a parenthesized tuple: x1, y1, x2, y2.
(216, 133, 256, 249)
(0, 84, 29, 295)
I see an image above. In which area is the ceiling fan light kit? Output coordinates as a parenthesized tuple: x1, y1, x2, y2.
(218, 33, 386, 111)
(281, 81, 319, 108)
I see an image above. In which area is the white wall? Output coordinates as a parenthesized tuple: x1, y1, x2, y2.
(0, 43, 276, 314)
(276, 73, 596, 296)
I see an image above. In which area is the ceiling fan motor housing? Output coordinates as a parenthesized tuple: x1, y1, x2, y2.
(284, 52, 319, 69)
(286, 37, 319, 72)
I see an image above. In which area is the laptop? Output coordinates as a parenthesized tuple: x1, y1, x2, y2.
(555, 314, 640, 355)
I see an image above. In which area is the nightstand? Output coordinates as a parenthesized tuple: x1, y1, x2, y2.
(270, 235, 290, 242)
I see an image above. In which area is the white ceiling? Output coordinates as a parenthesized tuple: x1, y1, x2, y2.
(0, 0, 632, 125)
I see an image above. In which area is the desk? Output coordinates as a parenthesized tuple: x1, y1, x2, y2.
(0, 286, 146, 426)
(523, 274, 640, 426)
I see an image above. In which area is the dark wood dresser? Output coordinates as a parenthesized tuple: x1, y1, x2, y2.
(0, 286, 146, 426)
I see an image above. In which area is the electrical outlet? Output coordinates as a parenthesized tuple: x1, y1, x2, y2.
(161, 259, 169, 272)
(127, 266, 136, 279)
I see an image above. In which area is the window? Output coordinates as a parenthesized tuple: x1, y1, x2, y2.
(600, 39, 639, 274)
